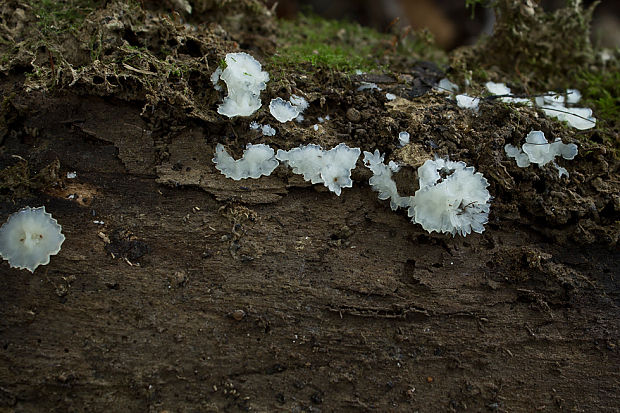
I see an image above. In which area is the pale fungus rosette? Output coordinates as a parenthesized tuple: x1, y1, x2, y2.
(0, 206, 65, 272)
(408, 159, 491, 237)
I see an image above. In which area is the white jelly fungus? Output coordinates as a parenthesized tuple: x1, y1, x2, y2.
(357, 82, 381, 92)
(456, 94, 480, 112)
(408, 159, 491, 237)
(436, 78, 459, 94)
(0, 206, 65, 272)
(398, 131, 410, 147)
(269, 97, 300, 123)
(213, 52, 269, 118)
(249, 121, 276, 136)
(276, 143, 361, 196)
(535, 92, 596, 130)
(504, 130, 578, 177)
(363, 150, 411, 211)
(213, 143, 279, 180)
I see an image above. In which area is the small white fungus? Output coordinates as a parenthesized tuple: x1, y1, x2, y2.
(504, 130, 578, 177)
(408, 159, 491, 237)
(535, 90, 596, 130)
(456, 94, 480, 112)
(0, 206, 65, 272)
(249, 122, 276, 136)
(289, 94, 309, 112)
(269, 97, 300, 123)
(276, 143, 361, 196)
(398, 131, 410, 147)
(213, 143, 279, 180)
(214, 52, 269, 118)
(363, 150, 411, 211)
(67, 171, 77, 179)
(210, 66, 223, 91)
(357, 82, 381, 92)
(289, 94, 309, 122)
(484, 82, 532, 106)
(436, 78, 459, 94)
(566, 89, 582, 104)
(485, 81, 511, 96)
(386, 93, 397, 101)
(261, 124, 276, 136)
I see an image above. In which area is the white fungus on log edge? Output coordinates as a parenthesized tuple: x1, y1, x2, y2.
(276, 143, 360, 196)
(505, 130, 578, 177)
(408, 159, 491, 237)
(0, 206, 65, 272)
(212, 52, 269, 118)
(363, 150, 411, 211)
(212, 143, 279, 180)
(269, 97, 300, 123)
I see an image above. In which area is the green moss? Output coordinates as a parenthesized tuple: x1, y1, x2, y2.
(578, 68, 620, 153)
(579, 70, 620, 125)
(31, 0, 101, 36)
(271, 14, 385, 73)
(270, 13, 442, 74)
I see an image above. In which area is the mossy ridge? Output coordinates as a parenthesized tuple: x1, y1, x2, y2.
(30, 0, 103, 36)
(578, 65, 620, 154)
(455, 0, 597, 90)
(269, 12, 444, 76)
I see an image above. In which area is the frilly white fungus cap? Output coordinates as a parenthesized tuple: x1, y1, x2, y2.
(0, 206, 65, 272)
(456, 94, 480, 112)
(408, 159, 491, 237)
(269, 97, 300, 123)
(484, 82, 533, 106)
(504, 130, 578, 177)
(398, 131, 410, 147)
(485, 81, 511, 96)
(214, 52, 269, 118)
(289, 94, 309, 112)
(436, 78, 459, 94)
(276, 143, 361, 196)
(363, 150, 411, 211)
(535, 90, 596, 130)
(213, 143, 279, 180)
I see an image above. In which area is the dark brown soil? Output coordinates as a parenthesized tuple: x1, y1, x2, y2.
(0, 1, 618, 412)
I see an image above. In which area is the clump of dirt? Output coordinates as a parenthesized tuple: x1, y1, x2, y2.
(104, 228, 151, 263)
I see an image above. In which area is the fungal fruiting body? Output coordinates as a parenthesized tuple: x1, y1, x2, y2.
(505, 130, 578, 177)
(484, 82, 532, 106)
(398, 132, 410, 147)
(213, 143, 279, 180)
(249, 121, 276, 136)
(363, 150, 411, 211)
(269, 97, 300, 123)
(456, 94, 480, 112)
(535, 90, 596, 130)
(276, 143, 361, 196)
(212, 52, 269, 118)
(0, 206, 65, 272)
(436, 78, 459, 94)
(408, 159, 491, 237)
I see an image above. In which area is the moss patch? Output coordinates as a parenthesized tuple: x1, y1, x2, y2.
(31, 0, 101, 36)
(270, 13, 444, 74)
